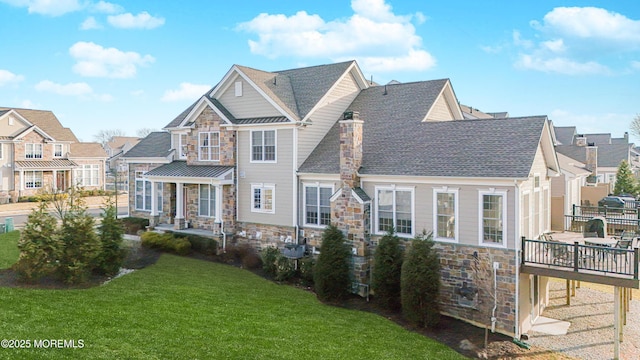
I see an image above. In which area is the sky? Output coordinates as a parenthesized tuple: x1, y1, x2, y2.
(0, 0, 638, 143)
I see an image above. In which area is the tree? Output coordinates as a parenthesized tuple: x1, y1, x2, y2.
(95, 195, 125, 276)
(93, 129, 126, 146)
(613, 160, 637, 196)
(630, 114, 640, 140)
(313, 225, 352, 302)
(401, 231, 441, 328)
(372, 229, 404, 310)
(136, 128, 156, 138)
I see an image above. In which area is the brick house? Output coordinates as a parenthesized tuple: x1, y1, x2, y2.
(123, 60, 561, 338)
(0, 107, 108, 200)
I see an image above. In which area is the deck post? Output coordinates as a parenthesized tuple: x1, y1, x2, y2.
(634, 248, 639, 280)
(614, 286, 620, 360)
(521, 237, 526, 265)
(566, 279, 570, 305)
(573, 242, 579, 272)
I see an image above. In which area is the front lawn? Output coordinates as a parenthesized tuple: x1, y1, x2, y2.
(0, 230, 19, 269)
(0, 250, 466, 359)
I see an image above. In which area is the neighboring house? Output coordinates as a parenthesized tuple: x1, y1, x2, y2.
(459, 104, 508, 120)
(0, 107, 108, 200)
(104, 136, 140, 173)
(554, 126, 639, 189)
(69, 142, 109, 190)
(550, 153, 591, 231)
(123, 60, 561, 338)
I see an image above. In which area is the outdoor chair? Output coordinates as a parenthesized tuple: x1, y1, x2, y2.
(583, 232, 598, 238)
(548, 239, 573, 267)
(612, 238, 633, 266)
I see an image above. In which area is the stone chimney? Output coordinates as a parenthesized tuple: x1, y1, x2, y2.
(575, 134, 587, 147)
(624, 132, 629, 143)
(585, 145, 598, 176)
(339, 111, 363, 192)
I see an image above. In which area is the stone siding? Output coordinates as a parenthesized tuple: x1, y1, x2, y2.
(186, 107, 235, 167)
(233, 222, 296, 250)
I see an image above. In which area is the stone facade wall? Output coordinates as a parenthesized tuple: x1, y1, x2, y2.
(128, 163, 163, 219)
(233, 222, 295, 250)
(15, 131, 53, 161)
(186, 107, 235, 167)
(434, 242, 517, 336)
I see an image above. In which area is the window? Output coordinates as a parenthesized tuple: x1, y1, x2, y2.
(198, 132, 219, 161)
(25, 171, 43, 189)
(376, 186, 414, 236)
(251, 130, 276, 162)
(480, 191, 507, 246)
(235, 81, 242, 97)
(74, 164, 100, 186)
(135, 171, 152, 211)
(434, 188, 458, 241)
(156, 182, 163, 213)
(534, 174, 540, 188)
(0, 144, 3, 160)
(251, 184, 274, 213)
(53, 144, 63, 157)
(304, 184, 333, 226)
(179, 134, 188, 159)
(199, 184, 216, 217)
(25, 143, 43, 159)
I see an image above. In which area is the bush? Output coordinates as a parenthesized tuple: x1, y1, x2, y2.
(141, 232, 191, 256)
(298, 257, 315, 287)
(372, 229, 404, 310)
(184, 234, 218, 255)
(275, 255, 296, 282)
(242, 251, 263, 270)
(313, 225, 351, 302)
(57, 205, 101, 284)
(401, 232, 441, 328)
(261, 247, 280, 277)
(95, 197, 125, 276)
(120, 217, 150, 235)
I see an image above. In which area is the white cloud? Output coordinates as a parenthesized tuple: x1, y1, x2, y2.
(107, 11, 165, 29)
(512, 30, 533, 49)
(80, 16, 102, 30)
(0, 0, 83, 16)
(130, 89, 144, 97)
(19, 99, 38, 108)
(69, 41, 155, 79)
(632, 61, 640, 70)
(515, 54, 610, 75)
(550, 109, 632, 136)
(236, 0, 434, 72)
(161, 83, 211, 102)
(0, 69, 24, 86)
(541, 39, 565, 53)
(35, 80, 112, 101)
(90, 0, 122, 14)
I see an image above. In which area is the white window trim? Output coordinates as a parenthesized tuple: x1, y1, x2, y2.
(251, 183, 275, 214)
(374, 185, 415, 238)
(478, 189, 508, 248)
(74, 164, 100, 187)
(25, 143, 43, 159)
(135, 171, 152, 212)
(198, 184, 217, 218)
(302, 182, 334, 228)
(179, 134, 188, 160)
(156, 182, 163, 213)
(25, 170, 43, 189)
(234, 81, 243, 97)
(53, 143, 63, 158)
(250, 130, 277, 163)
(198, 131, 220, 162)
(432, 187, 459, 243)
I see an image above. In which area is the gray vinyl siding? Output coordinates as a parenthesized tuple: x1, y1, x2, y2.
(362, 180, 517, 249)
(519, 146, 552, 238)
(426, 94, 455, 121)
(218, 76, 282, 119)
(237, 128, 294, 226)
(296, 73, 360, 167)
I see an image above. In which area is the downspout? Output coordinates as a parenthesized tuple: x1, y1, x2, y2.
(491, 261, 498, 332)
(514, 180, 521, 339)
(293, 126, 299, 244)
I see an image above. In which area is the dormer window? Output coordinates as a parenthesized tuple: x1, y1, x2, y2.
(54, 144, 63, 158)
(25, 143, 43, 159)
(179, 134, 188, 159)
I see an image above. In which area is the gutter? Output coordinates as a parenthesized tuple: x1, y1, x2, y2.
(514, 179, 521, 339)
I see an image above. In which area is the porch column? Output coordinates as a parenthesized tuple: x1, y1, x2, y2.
(174, 182, 185, 230)
(150, 181, 157, 216)
(215, 185, 222, 223)
(19, 170, 24, 191)
(52, 170, 57, 191)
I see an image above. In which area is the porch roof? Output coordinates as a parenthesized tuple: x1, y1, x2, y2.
(143, 161, 234, 183)
(15, 159, 78, 170)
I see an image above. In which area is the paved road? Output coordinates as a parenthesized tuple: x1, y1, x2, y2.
(2, 207, 128, 229)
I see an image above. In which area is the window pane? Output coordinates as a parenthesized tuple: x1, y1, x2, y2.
(199, 184, 209, 216)
(156, 183, 163, 212)
(210, 186, 216, 218)
(264, 131, 275, 161)
(319, 187, 332, 225)
(378, 190, 393, 232)
(395, 191, 412, 234)
(436, 193, 455, 239)
(305, 187, 318, 224)
(135, 180, 143, 209)
(264, 188, 273, 210)
(253, 188, 261, 209)
(483, 195, 503, 243)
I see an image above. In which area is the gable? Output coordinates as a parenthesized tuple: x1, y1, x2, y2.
(0, 110, 30, 137)
(217, 74, 283, 119)
(424, 80, 464, 121)
(427, 95, 456, 121)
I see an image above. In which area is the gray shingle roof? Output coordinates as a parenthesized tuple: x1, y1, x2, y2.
(233, 116, 289, 124)
(0, 107, 79, 142)
(300, 81, 547, 178)
(554, 126, 576, 145)
(555, 143, 632, 168)
(144, 161, 233, 179)
(123, 132, 172, 158)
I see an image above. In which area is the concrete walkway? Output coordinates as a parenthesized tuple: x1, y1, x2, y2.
(0, 194, 128, 216)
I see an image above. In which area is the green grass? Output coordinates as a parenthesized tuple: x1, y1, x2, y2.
(0, 251, 466, 359)
(0, 230, 19, 269)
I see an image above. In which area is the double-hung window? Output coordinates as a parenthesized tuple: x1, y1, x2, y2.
(179, 134, 188, 159)
(53, 144, 63, 158)
(156, 183, 163, 213)
(304, 184, 332, 226)
(25, 171, 43, 189)
(135, 171, 152, 211)
(251, 184, 274, 213)
(480, 190, 507, 246)
(74, 164, 100, 186)
(25, 143, 43, 159)
(198, 132, 219, 161)
(251, 130, 276, 162)
(199, 184, 216, 217)
(433, 188, 458, 242)
(376, 186, 414, 236)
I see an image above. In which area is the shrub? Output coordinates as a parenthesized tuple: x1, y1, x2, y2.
(298, 257, 315, 287)
(184, 234, 218, 255)
(372, 229, 404, 310)
(242, 251, 263, 270)
(261, 247, 280, 277)
(401, 232, 441, 328)
(313, 225, 351, 302)
(57, 204, 101, 284)
(275, 255, 296, 282)
(141, 232, 191, 255)
(95, 197, 125, 276)
(120, 217, 150, 235)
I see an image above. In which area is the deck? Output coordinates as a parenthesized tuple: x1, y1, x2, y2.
(521, 233, 640, 288)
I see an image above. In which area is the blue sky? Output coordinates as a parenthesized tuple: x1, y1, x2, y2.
(0, 0, 638, 143)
